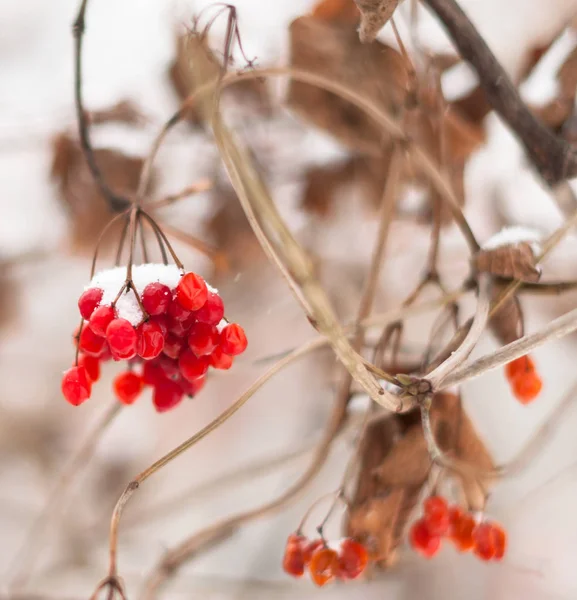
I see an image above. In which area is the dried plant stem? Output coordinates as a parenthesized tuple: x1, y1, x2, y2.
(7, 402, 122, 591)
(147, 179, 213, 210)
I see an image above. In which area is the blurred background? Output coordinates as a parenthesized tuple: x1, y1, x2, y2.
(2, 0, 577, 598)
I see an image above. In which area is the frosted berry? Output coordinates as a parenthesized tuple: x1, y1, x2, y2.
(282, 534, 306, 578)
(511, 370, 542, 404)
(113, 371, 144, 405)
(136, 320, 164, 360)
(193, 292, 224, 326)
(423, 496, 450, 536)
(219, 323, 247, 356)
(78, 325, 107, 357)
(153, 378, 184, 412)
(179, 349, 210, 382)
(409, 518, 441, 558)
(78, 288, 103, 320)
(337, 539, 368, 580)
(61, 366, 91, 406)
(78, 354, 100, 382)
(163, 333, 184, 359)
(309, 547, 339, 587)
(141, 283, 171, 316)
(210, 346, 233, 370)
(175, 272, 208, 311)
(448, 507, 475, 552)
(180, 374, 206, 397)
(106, 318, 138, 360)
(188, 323, 219, 356)
(88, 305, 115, 337)
(142, 361, 165, 387)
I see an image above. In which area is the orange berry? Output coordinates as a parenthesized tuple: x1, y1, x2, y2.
(448, 507, 475, 552)
(337, 538, 369, 580)
(409, 518, 441, 558)
(423, 496, 450, 536)
(512, 370, 542, 404)
(491, 524, 507, 561)
(472, 523, 496, 561)
(302, 539, 323, 565)
(282, 534, 306, 578)
(505, 355, 535, 380)
(309, 547, 339, 587)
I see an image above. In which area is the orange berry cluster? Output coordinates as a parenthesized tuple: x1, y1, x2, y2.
(409, 496, 506, 561)
(282, 534, 368, 587)
(505, 355, 542, 404)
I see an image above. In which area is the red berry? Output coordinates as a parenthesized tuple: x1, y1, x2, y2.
(158, 355, 180, 378)
(167, 313, 195, 337)
(472, 523, 495, 561)
(78, 325, 107, 357)
(88, 305, 115, 337)
(423, 496, 450, 536)
(492, 524, 507, 560)
(153, 378, 184, 412)
(303, 539, 323, 565)
(448, 507, 475, 552)
(505, 355, 535, 380)
(78, 288, 103, 320)
(282, 534, 306, 578)
(113, 371, 144, 405)
(409, 518, 441, 558)
(61, 366, 92, 406)
(210, 346, 233, 370)
(167, 295, 192, 322)
(78, 354, 100, 382)
(337, 539, 368, 580)
(163, 333, 184, 359)
(309, 547, 339, 587)
(136, 320, 165, 360)
(175, 272, 208, 311)
(151, 314, 168, 336)
(106, 318, 138, 360)
(219, 323, 247, 356)
(188, 323, 219, 356)
(511, 370, 542, 404)
(178, 349, 210, 382)
(141, 283, 171, 316)
(180, 374, 206, 397)
(193, 292, 224, 326)
(142, 361, 166, 386)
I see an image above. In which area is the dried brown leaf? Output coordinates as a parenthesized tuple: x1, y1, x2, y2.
(312, 0, 360, 23)
(353, 0, 400, 43)
(287, 15, 407, 154)
(474, 242, 541, 282)
(88, 100, 146, 127)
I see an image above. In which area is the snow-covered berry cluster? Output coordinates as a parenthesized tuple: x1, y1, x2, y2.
(282, 534, 368, 587)
(505, 354, 542, 404)
(409, 496, 506, 561)
(61, 264, 247, 412)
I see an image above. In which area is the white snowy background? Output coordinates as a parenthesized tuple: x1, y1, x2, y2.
(1, 0, 577, 598)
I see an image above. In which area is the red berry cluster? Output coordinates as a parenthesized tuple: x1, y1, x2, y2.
(282, 534, 368, 587)
(61, 271, 247, 412)
(505, 354, 542, 404)
(409, 496, 506, 562)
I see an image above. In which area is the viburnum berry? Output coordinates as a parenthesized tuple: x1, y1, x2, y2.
(151, 314, 168, 336)
(106, 318, 138, 360)
(409, 518, 441, 558)
(113, 371, 144, 405)
(303, 539, 323, 565)
(157, 355, 180, 378)
(492, 524, 507, 560)
(423, 496, 450, 536)
(153, 378, 184, 412)
(472, 523, 495, 561)
(337, 539, 368, 580)
(219, 323, 247, 356)
(505, 355, 535, 380)
(163, 333, 184, 359)
(448, 507, 475, 552)
(309, 546, 339, 587)
(78, 288, 103, 320)
(167, 313, 195, 337)
(179, 349, 210, 382)
(61, 366, 92, 406)
(193, 292, 224, 326)
(88, 305, 115, 337)
(282, 534, 307, 577)
(136, 320, 164, 360)
(141, 282, 171, 316)
(167, 296, 192, 322)
(78, 353, 100, 382)
(175, 272, 208, 311)
(210, 346, 233, 370)
(142, 361, 166, 387)
(511, 370, 542, 404)
(188, 323, 219, 356)
(180, 374, 206, 397)
(78, 325, 107, 357)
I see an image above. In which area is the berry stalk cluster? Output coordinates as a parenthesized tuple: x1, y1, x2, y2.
(61, 267, 247, 412)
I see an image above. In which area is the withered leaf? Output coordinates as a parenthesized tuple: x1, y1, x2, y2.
(353, 0, 400, 43)
(347, 393, 493, 566)
(489, 288, 524, 346)
(474, 242, 541, 283)
(287, 15, 408, 154)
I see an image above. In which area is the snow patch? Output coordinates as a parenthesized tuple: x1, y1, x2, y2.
(482, 226, 543, 255)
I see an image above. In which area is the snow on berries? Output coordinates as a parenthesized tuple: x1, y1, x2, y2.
(61, 264, 247, 411)
(282, 534, 369, 586)
(409, 495, 507, 562)
(504, 354, 542, 404)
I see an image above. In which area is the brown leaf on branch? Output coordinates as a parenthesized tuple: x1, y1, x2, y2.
(353, 0, 400, 43)
(474, 242, 541, 283)
(346, 392, 493, 566)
